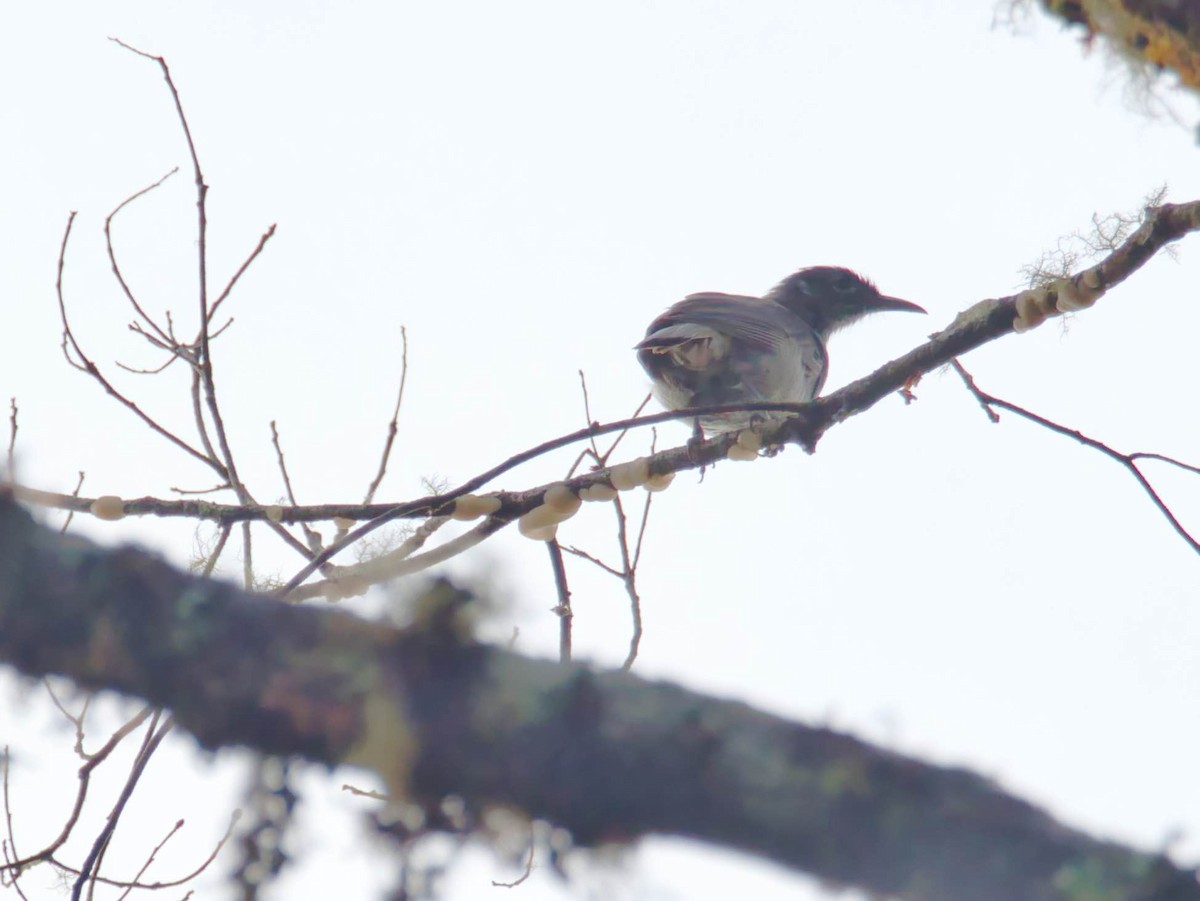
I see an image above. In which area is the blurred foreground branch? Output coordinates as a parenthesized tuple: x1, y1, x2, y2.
(1040, 0, 1200, 94)
(1, 490, 1196, 900)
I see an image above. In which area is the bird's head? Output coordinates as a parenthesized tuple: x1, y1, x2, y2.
(768, 266, 925, 338)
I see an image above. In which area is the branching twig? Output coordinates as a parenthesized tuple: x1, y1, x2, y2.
(200, 523, 233, 578)
(363, 325, 409, 505)
(105, 166, 181, 348)
(59, 472, 84, 535)
(56, 213, 215, 470)
(0, 703, 153, 874)
(209, 224, 277, 319)
(271, 421, 322, 551)
(951, 359, 1200, 555)
(71, 712, 174, 900)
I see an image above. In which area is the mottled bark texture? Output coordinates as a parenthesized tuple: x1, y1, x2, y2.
(0, 492, 1196, 899)
(1042, 0, 1200, 91)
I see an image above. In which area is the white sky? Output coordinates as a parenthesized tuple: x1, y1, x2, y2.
(3, 2, 1200, 899)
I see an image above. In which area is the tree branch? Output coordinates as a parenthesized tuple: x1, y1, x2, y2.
(0, 490, 1196, 900)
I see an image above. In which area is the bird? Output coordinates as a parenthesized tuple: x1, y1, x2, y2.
(635, 266, 925, 434)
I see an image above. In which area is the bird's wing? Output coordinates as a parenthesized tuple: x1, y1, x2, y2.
(636, 293, 827, 407)
(635, 292, 801, 352)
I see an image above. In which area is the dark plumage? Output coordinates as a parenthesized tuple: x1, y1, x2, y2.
(636, 266, 925, 433)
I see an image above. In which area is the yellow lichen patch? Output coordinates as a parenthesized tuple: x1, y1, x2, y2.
(89, 496, 126, 521)
(264, 504, 284, 523)
(342, 686, 419, 806)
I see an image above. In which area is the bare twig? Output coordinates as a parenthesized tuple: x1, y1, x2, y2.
(613, 495, 645, 671)
(59, 472, 85, 535)
(114, 818, 184, 901)
(209, 224, 277, 319)
(1, 747, 30, 901)
(270, 421, 322, 550)
(110, 40, 314, 567)
(363, 325, 409, 505)
(0, 702, 153, 874)
(200, 523, 233, 578)
(547, 541, 573, 663)
(105, 167, 181, 348)
(71, 712, 174, 900)
(56, 213, 215, 469)
(951, 359, 1200, 555)
(5, 399, 16, 476)
(561, 544, 622, 577)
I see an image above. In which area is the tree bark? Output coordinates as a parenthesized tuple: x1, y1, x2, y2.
(1, 491, 1196, 900)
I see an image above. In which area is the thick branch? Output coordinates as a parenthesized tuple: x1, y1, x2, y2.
(0, 491, 1195, 900)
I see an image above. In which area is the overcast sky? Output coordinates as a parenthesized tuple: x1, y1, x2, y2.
(3, 3, 1200, 899)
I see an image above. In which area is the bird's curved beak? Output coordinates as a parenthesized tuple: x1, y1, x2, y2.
(875, 295, 927, 315)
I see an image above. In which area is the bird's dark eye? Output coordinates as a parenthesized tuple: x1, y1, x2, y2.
(833, 275, 856, 292)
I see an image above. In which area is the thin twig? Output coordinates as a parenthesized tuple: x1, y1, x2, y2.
(547, 540, 573, 663)
(50, 809, 238, 894)
(631, 428, 658, 570)
(2, 747, 31, 901)
(1130, 452, 1200, 477)
(270, 422, 323, 551)
(114, 818, 184, 901)
(71, 713, 174, 900)
(170, 482, 229, 496)
(267, 424, 299, 504)
(951, 359, 1200, 556)
(561, 544, 623, 577)
(364, 325, 409, 505)
(200, 523, 233, 578)
(56, 213, 215, 469)
(105, 167, 180, 347)
(60, 472, 85, 535)
(612, 495, 644, 670)
(112, 39, 312, 564)
(209, 225, 277, 319)
(598, 393, 653, 465)
(5, 399, 16, 476)
(1, 703, 153, 874)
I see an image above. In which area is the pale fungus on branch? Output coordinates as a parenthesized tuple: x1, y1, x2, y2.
(580, 483, 618, 502)
(89, 495, 126, 521)
(451, 493, 502, 521)
(542, 484, 582, 516)
(726, 444, 760, 462)
(608, 457, 650, 490)
(644, 471, 675, 492)
(1055, 272, 1105, 313)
